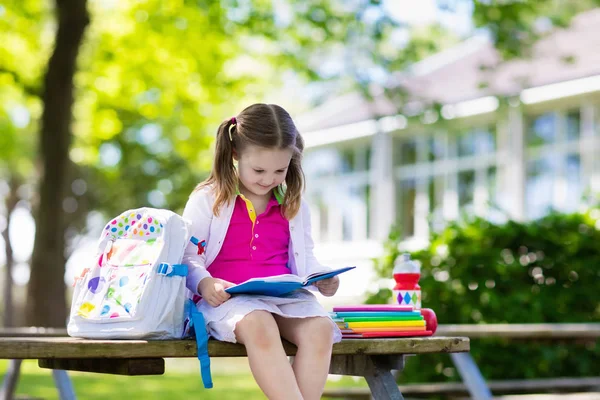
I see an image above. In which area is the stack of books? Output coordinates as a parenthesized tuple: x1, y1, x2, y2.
(331, 304, 433, 338)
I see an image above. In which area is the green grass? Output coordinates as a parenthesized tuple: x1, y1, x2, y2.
(1, 359, 368, 399)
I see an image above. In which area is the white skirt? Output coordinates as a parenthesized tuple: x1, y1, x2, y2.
(196, 289, 342, 344)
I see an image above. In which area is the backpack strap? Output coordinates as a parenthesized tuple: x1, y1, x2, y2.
(186, 299, 213, 389)
(156, 263, 188, 277)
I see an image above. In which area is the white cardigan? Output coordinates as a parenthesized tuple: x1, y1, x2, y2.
(182, 187, 327, 296)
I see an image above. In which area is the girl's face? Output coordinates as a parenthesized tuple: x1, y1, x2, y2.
(235, 145, 293, 197)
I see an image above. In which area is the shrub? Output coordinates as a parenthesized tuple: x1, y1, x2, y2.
(367, 209, 600, 382)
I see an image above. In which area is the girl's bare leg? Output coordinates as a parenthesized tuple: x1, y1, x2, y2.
(235, 310, 303, 400)
(274, 315, 335, 400)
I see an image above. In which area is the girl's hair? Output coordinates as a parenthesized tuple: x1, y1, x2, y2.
(195, 103, 305, 220)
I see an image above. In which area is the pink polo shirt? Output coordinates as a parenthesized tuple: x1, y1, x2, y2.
(207, 194, 291, 284)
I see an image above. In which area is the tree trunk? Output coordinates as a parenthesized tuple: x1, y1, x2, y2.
(2, 177, 19, 327)
(26, 0, 89, 327)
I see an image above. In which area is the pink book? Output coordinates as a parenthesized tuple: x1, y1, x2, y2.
(333, 305, 414, 312)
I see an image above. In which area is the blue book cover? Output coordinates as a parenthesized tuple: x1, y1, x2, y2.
(225, 266, 356, 296)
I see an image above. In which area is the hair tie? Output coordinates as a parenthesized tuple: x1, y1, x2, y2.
(228, 117, 237, 141)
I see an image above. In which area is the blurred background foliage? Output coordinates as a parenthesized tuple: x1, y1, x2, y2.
(367, 206, 600, 381)
(1, 0, 600, 328)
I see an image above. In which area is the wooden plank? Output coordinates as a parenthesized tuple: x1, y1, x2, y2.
(0, 327, 67, 337)
(322, 377, 600, 398)
(38, 358, 165, 375)
(329, 355, 405, 400)
(329, 355, 404, 376)
(3, 323, 599, 340)
(363, 359, 405, 400)
(436, 323, 600, 339)
(0, 336, 469, 359)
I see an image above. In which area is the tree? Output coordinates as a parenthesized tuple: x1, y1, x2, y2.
(25, 0, 90, 327)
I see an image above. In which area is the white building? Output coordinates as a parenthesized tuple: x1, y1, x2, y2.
(298, 10, 600, 298)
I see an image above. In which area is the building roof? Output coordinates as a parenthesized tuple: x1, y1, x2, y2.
(297, 9, 600, 133)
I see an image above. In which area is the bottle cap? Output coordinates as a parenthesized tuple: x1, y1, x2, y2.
(393, 253, 420, 274)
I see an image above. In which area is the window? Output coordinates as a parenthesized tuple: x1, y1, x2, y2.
(304, 141, 372, 243)
(396, 178, 416, 238)
(394, 126, 500, 238)
(316, 194, 329, 241)
(526, 156, 556, 219)
(562, 154, 582, 213)
(458, 170, 475, 208)
(427, 136, 445, 162)
(527, 113, 556, 146)
(525, 109, 586, 219)
(566, 110, 581, 141)
(428, 175, 445, 231)
(338, 147, 355, 174)
(487, 166, 498, 208)
(395, 138, 417, 165)
(458, 127, 496, 157)
(338, 185, 370, 241)
(303, 148, 338, 177)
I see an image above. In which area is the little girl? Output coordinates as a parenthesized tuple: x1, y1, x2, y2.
(182, 103, 342, 400)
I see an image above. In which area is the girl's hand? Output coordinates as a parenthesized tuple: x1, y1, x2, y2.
(314, 276, 339, 297)
(198, 277, 234, 307)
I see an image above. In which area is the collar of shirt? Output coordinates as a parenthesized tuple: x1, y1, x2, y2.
(235, 184, 285, 205)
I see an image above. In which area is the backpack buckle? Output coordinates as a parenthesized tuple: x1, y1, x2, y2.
(157, 263, 188, 277)
(157, 263, 174, 275)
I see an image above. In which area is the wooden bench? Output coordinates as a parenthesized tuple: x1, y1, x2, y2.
(323, 323, 600, 400)
(323, 377, 600, 398)
(0, 333, 469, 400)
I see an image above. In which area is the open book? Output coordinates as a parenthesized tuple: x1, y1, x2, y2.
(225, 266, 356, 297)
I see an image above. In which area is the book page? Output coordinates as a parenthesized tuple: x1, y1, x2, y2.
(235, 274, 304, 285)
(303, 266, 356, 285)
(304, 269, 334, 281)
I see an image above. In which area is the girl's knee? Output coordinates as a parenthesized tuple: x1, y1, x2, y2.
(235, 310, 279, 347)
(299, 317, 334, 350)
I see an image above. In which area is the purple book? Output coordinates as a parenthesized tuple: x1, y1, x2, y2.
(333, 305, 414, 312)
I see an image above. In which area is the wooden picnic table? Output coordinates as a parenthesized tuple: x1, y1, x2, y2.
(0, 335, 469, 400)
(6, 323, 598, 399)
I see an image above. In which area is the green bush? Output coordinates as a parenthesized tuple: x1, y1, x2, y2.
(367, 209, 600, 382)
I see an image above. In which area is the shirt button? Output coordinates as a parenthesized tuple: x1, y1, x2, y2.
(294, 252, 299, 257)
(255, 234, 259, 238)
(290, 226, 294, 231)
(252, 246, 257, 250)
(256, 220, 260, 224)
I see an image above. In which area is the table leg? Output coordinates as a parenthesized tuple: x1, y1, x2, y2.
(329, 354, 405, 400)
(51, 370, 76, 400)
(0, 359, 22, 400)
(451, 352, 493, 400)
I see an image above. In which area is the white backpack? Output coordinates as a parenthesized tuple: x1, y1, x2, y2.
(67, 208, 194, 340)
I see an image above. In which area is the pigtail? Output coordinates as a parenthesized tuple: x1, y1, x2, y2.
(282, 134, 305, 220)
(194, 119, 238, 216)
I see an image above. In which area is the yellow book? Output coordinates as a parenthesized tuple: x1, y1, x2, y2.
(346, 320, 426, 328)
